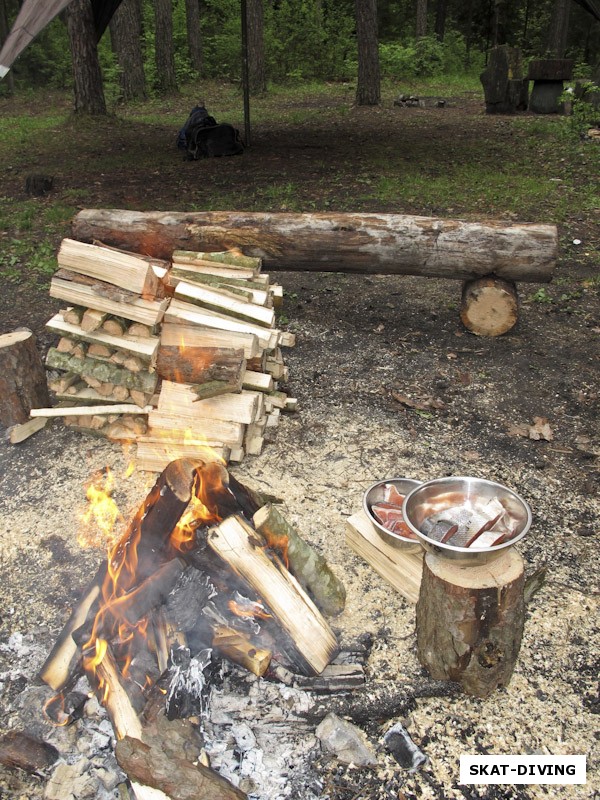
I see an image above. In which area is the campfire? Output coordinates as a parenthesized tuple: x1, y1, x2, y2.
(38, 457, 350, 798)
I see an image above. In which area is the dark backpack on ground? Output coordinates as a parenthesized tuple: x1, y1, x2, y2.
(177, 105, 244, 160)
(177, 105, 217, 150)
(186, 123, 245, 160)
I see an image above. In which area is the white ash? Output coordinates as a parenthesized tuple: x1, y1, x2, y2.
(202, 665, 321, 799)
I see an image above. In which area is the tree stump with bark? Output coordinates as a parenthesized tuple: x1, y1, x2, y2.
(0, 329, 50, 428)
(416, 550, 525, 698)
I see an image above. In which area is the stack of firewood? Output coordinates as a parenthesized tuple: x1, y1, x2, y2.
(36, 239, 295, 470)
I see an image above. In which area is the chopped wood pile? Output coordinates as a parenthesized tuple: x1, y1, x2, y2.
(38, 239, 295, 471)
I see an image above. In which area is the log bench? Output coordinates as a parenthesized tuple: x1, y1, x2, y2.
(72, 209, 559, 337)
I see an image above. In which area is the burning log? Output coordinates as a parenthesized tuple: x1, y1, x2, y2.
(102, 557, 187, 629)
(253, 503, 346, 617)
(212, 624, 272, 676)
(206, 515, 339, 675)
(39, 460, 204, 691)
(115, 736, 247, 800)
(415, 550, 525, 697)
(38, 563, 107, 691)
(84, 643, 146, 740)
(0, 329, 50, 430)
(71, 209, 558, 283)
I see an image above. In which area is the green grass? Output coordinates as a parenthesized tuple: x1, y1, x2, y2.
(0, 77, 598, 289)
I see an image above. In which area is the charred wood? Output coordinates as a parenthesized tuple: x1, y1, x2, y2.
(115, 735, 246, 800)
(0, 731, 59, 774)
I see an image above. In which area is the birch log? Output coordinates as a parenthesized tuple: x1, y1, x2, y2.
(72, 209, 558, 282)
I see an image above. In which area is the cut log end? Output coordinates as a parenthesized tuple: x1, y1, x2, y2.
(460, 276, 519, 337)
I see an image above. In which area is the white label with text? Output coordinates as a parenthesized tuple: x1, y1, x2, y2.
(459, 755, 586, 784)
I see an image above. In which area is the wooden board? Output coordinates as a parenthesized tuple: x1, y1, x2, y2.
(345, 509, 423, 604)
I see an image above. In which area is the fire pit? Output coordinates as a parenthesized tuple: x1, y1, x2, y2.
(402, 476, 531, 566)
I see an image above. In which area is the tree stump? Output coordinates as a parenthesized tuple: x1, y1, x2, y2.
(460, 276, 519, 336)
(0, 329, 50, 428)
(416, 550, 525, 698)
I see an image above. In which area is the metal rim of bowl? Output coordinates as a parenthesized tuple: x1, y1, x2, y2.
(363, 477, 423, 546)
(401, 476, 532, 557)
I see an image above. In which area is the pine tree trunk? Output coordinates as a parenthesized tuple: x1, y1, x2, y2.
(355, 0, 380, 106)
(154, 0, 177, 94)
(416, 0, 428, 38)
(185, 0, 203, 75)
(0, 0, 15, 94)
(547, 0, 570, 58)
(247, 0, 266, 95)
(434, 0, 447, 41)
(66, 0, 107, 115)
(109, 0, 147, 101)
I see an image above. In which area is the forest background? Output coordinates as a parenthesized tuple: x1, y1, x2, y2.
(0, 0, 599, 105)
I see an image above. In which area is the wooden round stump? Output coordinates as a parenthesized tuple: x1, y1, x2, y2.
(460, 276, 519, 336)
(0, 329, 50, 427)
(416, 549, 525, 698)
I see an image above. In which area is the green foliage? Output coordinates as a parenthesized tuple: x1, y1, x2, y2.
(379, 32, 483, 79)
(263, 1, 355, 82)
(561, 82, 600, 137)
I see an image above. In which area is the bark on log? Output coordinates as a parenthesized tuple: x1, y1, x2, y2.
(253, 503, 346, 617)
(460, 276, 519, 336)
(0, 330, 50, 427)
(45, 348, 157, 394)
(72, 209, 558, 282)
(0, 731, 59, 774)
(416, 550, 525, 698)
(156, 345, 245, 387)
(115, 736, 246, 800)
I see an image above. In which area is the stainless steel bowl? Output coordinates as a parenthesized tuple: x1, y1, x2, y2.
(402, 476, 532, 565)
(363, 478, 424, 552)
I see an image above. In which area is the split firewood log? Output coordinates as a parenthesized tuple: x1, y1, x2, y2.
(253, 503, 346, 616)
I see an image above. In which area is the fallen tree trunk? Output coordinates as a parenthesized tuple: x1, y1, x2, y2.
(72, 209, 558, 283)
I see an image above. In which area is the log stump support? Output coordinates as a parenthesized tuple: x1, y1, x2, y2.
(460, 276, 519, 337)
(0, 329, 50, 431)
(415, 550, 525, 698)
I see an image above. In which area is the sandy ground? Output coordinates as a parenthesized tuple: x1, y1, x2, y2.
(0, 272, 598, 800)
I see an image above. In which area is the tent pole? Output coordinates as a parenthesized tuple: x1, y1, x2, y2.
(241, 0, 251, 147)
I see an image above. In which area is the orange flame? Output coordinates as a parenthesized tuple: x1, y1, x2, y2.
(228, 599, 272, 620)
(81, 458, 231, 705)
(79, 469, 123, 549)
